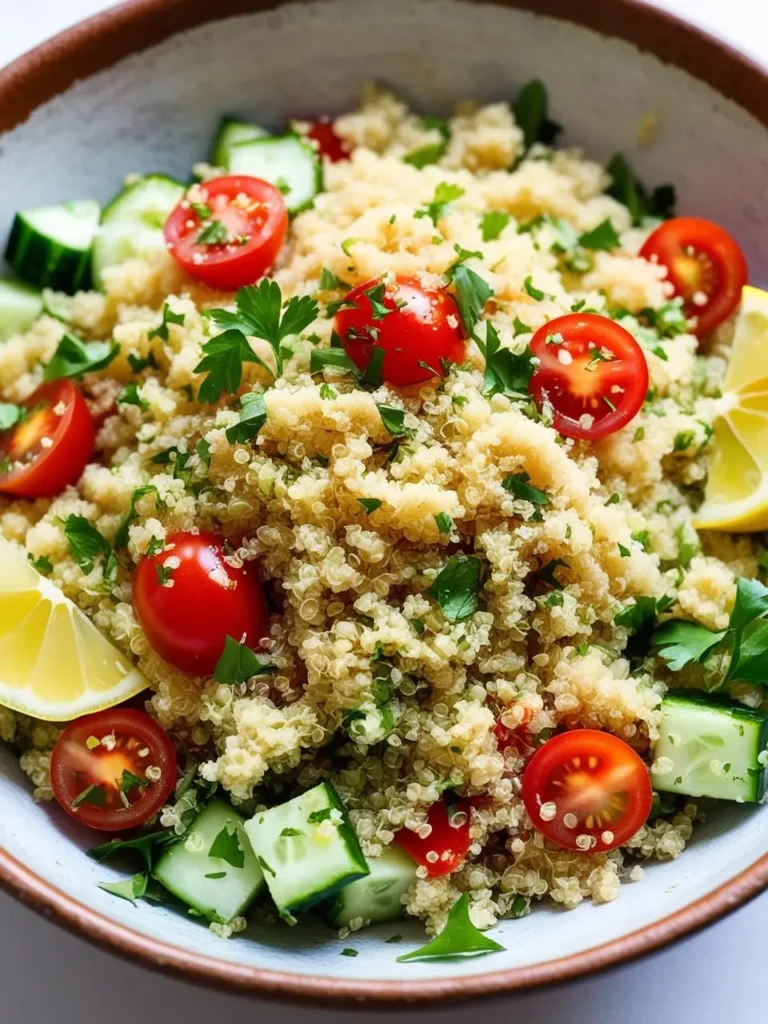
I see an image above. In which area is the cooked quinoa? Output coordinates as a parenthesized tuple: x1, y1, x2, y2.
(1, 84, 765, 936)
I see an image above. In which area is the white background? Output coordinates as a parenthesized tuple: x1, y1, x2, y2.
(0, 1, 765, 1021)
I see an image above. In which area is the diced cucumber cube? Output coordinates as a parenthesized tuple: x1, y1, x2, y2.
(0, 279, 43, 340)
(210, 117, 269, 167)
(154, 799, 265, 923)
(244, 781, 369, 919)
(327, 843, 417, 927)
(228, 134, 322, 216)
(5, 200, 100, 293)
(652, 692, 768, 803)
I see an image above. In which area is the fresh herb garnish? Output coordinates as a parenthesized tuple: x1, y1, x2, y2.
(404, 143, 446, 168)
(0, 402, 23, 430)
(117, 382, 148, 410)
(478, 322, 535, 400)
(199, 280, 319, 398)
(99, 873, 148, 905)
(114, 484, 160, 549)
(376, 404, 415, 438)
(415, 182, 465, 226)
(481, 211, 510, 242)
(341, 948, 359, 957)
(358, 498, 382, 514)
(155, 562, 174, 586)
(44, 333, 118, 382)
(225, 391, 267, 444)
(280, 827, 304, 838)
(435, 512, 453, 534)
(502, 470, 550, 506)
(579, 218, 621, 251)
(28, 553, 53, 576)
(606, 153, 676, 226)
(64, 514, 116, 579)
(209, 826, 245, 869)
(89, 830, 176, 872)
(447, 262, 493, 340)
(427, 555, 482, 622)
(360, 346, 385, 388)
(148, 302, 185, 341)
(308, 807, 333, 824)
(398, 893, 505, 962)
(120, 769, 148, 796)
(523, 276, 546, 301)
(72, 783, 106, 809)
(310, 348, 358, 375)
(513, 80, 561, 151)
(319, 268, 348, 291)
(213, 634, 275, 684)
(196, 219, 230, 245)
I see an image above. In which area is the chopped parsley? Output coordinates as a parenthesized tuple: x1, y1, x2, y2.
(480, 211, 510, 242)
(523, 276, 546, 301)
(64, 514, 117, 580)
(358, 498, 382, 514)
(341, 948, 359, 958)
(579, 218, 621, 251)
(196, 219, 230, 245)
(397, 892, 505, 962)
(513, 80, 561, 151)
(280, 828, 304, 838)
(308, 807, 333, 824)
(0, 402, 23, 431)
(155, 562, 174, 586)
(479, 322, 535, 400)
(213, 635, 275, 684)
(310, 348, 357, 375)
(501, 471, 550, 506)
(72, 783, 106, 809)
(117, 382, 148, 411)
(415, 181, 465, 226)
(148, 302, 185, 341)
(427, 555, 482, 622)
(319, 267, 348, 291)
(605, 153, 676, 226)
(447, 261, 493, 340)
(99, 873, 148, 905)
(28, 553, 53, 576)
(376, 404, 415, 438)
(435, 512, 453, 534)
(404, 143, 446, 168)
(44, 333, 118, 382)
(114, 484, 160, 549)
(225, 391, 267, 444)
(120, 769, 148, 796)
(618, 542, 631, 558)
(89, 830, 176, 872)
(209, 825, 245, 869)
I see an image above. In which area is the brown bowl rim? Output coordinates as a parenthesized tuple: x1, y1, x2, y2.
(1, 0, 767, 1005)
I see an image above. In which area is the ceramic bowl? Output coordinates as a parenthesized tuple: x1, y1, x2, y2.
(0, 0, 766, 1005)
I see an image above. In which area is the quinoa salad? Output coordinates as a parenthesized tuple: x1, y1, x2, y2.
(0, 82, 767, 957)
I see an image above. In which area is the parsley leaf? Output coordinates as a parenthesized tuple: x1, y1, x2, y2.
(502, 471, 550, 506)
(360, 346, 385, 388)
(28, 553, 53, 576)
(364, 282, 391, 320)
(358, 498, 382, 514)
(479, 322, 534, 399)
(209, 824, 245, 869)
(615, 595, 659, 635)
(606, 153, 676, 226)
(415, 182, 465, 226)
(435, 512, 453, 534)
(310, 348, 358, 375)
(120, 769, 148, 796)
(89, 831, 176, 872)
(225, 391, 267, 444)
(398, 893, 505, 962)
(641, 299, 688, 338)
(99, 873, 148, 905)
(72, 783, 106, 809)
(404, 143, 447, 168)
(0, 402, 23, 430)
(64, 514, 115, 578)
(319, 268, 348, 291)
(148, 302, 185, 341)
(376, 404, 414, 438)
(523, 276, 546, 301)
(197, 219, 230, 245)
(449, 263, 493, 339)
(195, 329, 265, 404)
(427, 555, 482, 622)
(117, 382, 148, 410)
(579, 218, 621, 251)
(513, 80, 561, 151)
(213, 635, 275, 684)
(114, 484, 160, 549)
(480, 211, 510, 242)
(44, 334, 118, 382)
(652, 620, 728, 672)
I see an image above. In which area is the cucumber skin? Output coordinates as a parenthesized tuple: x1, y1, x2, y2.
(99, 173, 185, 223)
(6, 213, 92, 293)
(210, 117, 269, 167)
(228, 134, 323, 217)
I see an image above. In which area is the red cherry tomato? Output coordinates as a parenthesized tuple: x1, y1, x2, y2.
(394, 798, 472, 877)
(521, 729, 652, 853)
(335, 277, 465, 388)
(50, 709, 176, 832)
(0, 380, 95, 498)
(164, 176, 288, 291)
(305, 120, 350, 163)
(132, 531, 268, 676)
(528, 313, 648, 441)
(639, 216, 747, 336)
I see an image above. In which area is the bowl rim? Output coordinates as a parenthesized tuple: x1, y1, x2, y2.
(0, 0, 767, 1004)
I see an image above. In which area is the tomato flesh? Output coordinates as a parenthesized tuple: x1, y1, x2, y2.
(522, 729, 652, 853)
(305, 120, 350, 163)
(394, 797, 472, 876)
(639, 216, 747, 336)
(164, 175, 288, 291)
(132, 531, 269, 676)
(335, 277, 465, 388)
(0, 379, 95, 498)
(528, 313, 648, 441)
(50, 709, 176, 832)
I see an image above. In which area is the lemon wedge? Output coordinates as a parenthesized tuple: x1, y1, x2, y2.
(695, 285, 768, 532)
(0, 539, 147, 721)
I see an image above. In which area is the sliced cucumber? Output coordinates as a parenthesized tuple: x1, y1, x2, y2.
(0, 279, 43, 340)
(652, 691, 768, 803)
(92, 174, 185, 288)
(5, 200, 100, 293)
(228, 135, 322, 216)
(154, 799, 265, 924)
(210, 117, 269, 168)
(244, 781, 368, 919)
(327, 843, 417, 927)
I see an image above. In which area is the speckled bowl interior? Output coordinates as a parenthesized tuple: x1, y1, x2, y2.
(0, 0, 767, 1001)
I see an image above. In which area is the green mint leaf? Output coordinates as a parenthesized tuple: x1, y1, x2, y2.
(196, 219, 230, 245)
(403, 143, 447, 168)
(99, 873, 148, 905)
(44, 334, 118, 381)
(502, 471, 549, 506)
(652, 620, 727, 672)
(398, 893, 505, 962)
(358, 498, 382, 513)
(148, 302, 185, 341)
(579, 218, 621, 251)
(513, 80, 561, 151)
(209, 824, 245, 869)
(0, 402, 23, 430)
(114, 484, 160, 550)
(213, 634, 275, 684)
(427, 555, 482, 622)
(416, 181, 465, 226)
(28, 553, 53, 576)
(117, 382, 148, 411)
(435, 512, 453, 534)
(64, 514, 113, 576)
(481, 211, 510, 242)
(225, 391, 267, 444)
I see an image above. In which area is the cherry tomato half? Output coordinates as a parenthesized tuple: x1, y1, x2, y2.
(335, 277, 465, 388)
(132, 531, 268, 676)
(528, 313, 648, 441)
(522, 729, 652, 853)
(50, 708, 176, 832)
(305, 120, 350, 163)
(394, 797, 472, 877)
(164, 175, 288, 291)
(0, 380, 95, 498)
(639, 216, 747, 336)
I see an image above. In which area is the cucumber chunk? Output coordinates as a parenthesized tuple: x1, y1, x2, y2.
(652, 691, 768, 803)
(244, 781, 368, 919)
(210, 117, 269, 167)
(154, 799, 265, 923)
(5, 200, 100, 293)
(92, 174, 185, 288)
(0, 279, 43, 340)
(228, 135, 322, 216)
(327, 843, 417, 927)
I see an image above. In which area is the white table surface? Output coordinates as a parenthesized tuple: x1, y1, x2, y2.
(0, 1, 765, 1021)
